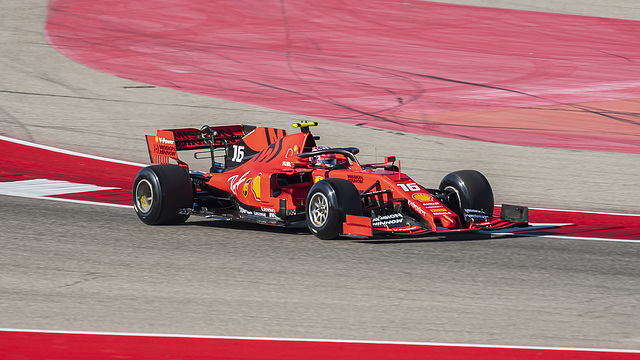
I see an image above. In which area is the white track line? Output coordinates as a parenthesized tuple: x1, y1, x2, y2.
(516, 234, 640, 244)
(496, 204, 640, 218)
(0, 179, 118, 197)
(0, 178, 131, 208)
(0, 180, 132, 209)
(1, 193, 133, 209)
(0, 328, 638, 353)
(531, 207, 640, 217)
(487, 223, 640, 243)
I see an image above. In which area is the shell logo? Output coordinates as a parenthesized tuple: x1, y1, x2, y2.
(412, 193, 432, 201)
(314, 176, 324, 183)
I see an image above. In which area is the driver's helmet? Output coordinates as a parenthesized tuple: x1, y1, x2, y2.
(311, 146, 349, 168)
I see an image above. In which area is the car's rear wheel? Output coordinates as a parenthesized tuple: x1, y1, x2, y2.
(439, 170, 494, 225)
(306, 179, 362, 240)
(133, 165, 193, 225)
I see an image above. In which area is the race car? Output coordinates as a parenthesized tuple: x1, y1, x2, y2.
(133, 122, 528, 239)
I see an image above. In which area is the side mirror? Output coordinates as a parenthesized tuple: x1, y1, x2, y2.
(384, 156, 396, 163)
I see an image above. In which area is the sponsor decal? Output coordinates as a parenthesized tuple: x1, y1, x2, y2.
(412, 193, 432, 201)
(228, 171, 250, 194)
(347, 174, 363, 183)
(314, 176, 324, 183)
(172, 129, 208, 148)
(423, 202, 442, 207)
(156, 136, 175, 145)
(430, 208, 450, 213)
(152, 143, 176, 156)
(242, 178, 252, 197)
(346, 222, 370, 228)
(464, 209, 491, 222)
(285, 148, 294, 158)
(409, 201, 428, 217)
(392, 225, 422, 232)
(372, 213, 405, 227)
(239, 206, 277, 218)
(261, 206, 276, 213)
(173, 129, 200, 140)
(178, 138, 207, 148)
(425, 204, 446, 209)
(150, 130, 177, 160)
(373, 213, 403, 221)
(282, 161, 292, 167)
(173, 127, 238, 147)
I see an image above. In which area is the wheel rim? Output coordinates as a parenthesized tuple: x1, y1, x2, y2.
(135, 179, 154, 213)
(444, 185, 463, 210)
(309, 192, 329, 227)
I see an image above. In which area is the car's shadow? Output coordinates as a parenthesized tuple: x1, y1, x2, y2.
(183, 219, 311, 235)
(353, 231, 521, 244)
(183, 219, 513, 243)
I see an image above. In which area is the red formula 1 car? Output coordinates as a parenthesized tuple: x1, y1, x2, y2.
(133, 122, 528, 239)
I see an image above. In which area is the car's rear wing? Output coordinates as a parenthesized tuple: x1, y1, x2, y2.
(145, 125, 249, 165)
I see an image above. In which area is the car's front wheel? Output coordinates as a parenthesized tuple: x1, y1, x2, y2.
(133, 165, 193, 225)
(306, 179, 362, 240)
(439, 170, 494, 226)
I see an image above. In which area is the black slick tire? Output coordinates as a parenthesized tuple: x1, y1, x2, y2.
(439, 170, 494, 224)
(306, 179, 362, 240)
(133, 165, 193, 225)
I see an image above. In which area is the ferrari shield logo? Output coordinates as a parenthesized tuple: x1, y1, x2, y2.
(242, 178, 251, 197)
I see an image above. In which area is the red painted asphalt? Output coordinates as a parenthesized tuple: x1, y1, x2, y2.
(524, 208, 640, 241)
(45, 0, 640, 153)
(0, 137, 140, 206)
(2, 330, 639, 360)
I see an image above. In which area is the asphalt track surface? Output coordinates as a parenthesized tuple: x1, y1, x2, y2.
(1, 0, 640, 352)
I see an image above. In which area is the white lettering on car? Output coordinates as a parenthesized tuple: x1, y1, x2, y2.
(158, 137, 174, 145)
(228, 171, 250, 194)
